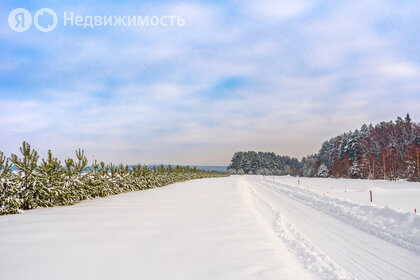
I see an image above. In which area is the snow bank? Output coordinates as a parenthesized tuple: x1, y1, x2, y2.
(256, 177, 420, 254)
(270, 175, 420, 212)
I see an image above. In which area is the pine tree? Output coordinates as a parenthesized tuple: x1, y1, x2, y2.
(74, 149, 88, 175)
(0, 151, 11, 179)
(405, 157, 418, 181)
(0, 150, 21, 214)
(62, 157, 78, 204)
(38, 150, 63, 204)
(317, 163, 329, 177)
(349, 160, 361, 178)
(10, 141, 46, 209)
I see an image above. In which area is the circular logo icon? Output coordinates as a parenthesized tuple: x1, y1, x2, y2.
(34, 8, 57, 32)
(8, 8, 32, 32)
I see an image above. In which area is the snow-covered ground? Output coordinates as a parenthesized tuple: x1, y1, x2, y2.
(269, 175, 420, 212)
(246, 176, 420, 279)
(1, 176, 419, 279)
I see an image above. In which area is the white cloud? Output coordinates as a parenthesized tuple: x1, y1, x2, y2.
(241, 0, 315, 20)
(380, 62, 420, 78)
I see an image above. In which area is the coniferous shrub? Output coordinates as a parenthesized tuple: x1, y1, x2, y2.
(0, 142, 228, 215)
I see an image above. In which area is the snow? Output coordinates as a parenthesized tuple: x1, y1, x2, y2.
(246, 176, 420, 279)
(0, 177, 311, 280)
(270, 175, 420, 212)
(1, 176, 420, 280)
(242, 181, 354, 280)
(255, 176, 420, 254)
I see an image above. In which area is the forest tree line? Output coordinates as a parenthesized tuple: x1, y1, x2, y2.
(227, 151, 300, 175)
(228, 114, 420, 181)
(0, 142, 228, 215)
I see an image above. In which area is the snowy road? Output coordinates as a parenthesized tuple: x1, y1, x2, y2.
(242, 177, 420, 280)
(1, 176, 419, 280)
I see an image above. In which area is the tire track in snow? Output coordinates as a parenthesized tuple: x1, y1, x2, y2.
(258, 178, 420, 254)
(239, 178, 355, 280)
(251, 177, 420, 280)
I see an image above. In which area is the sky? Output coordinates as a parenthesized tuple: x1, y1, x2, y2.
(1, 0, 420, 166)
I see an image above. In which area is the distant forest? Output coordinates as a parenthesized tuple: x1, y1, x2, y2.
(228, 114, 420, 181)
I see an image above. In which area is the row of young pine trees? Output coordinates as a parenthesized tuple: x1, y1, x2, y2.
(0, 141, 227, 215)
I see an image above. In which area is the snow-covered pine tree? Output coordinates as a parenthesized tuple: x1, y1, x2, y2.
(0, 150, 21, 214)
(74, 148, 88, 175)
(38, 150, 63, 204)
(10, 141, 50, 209)
(317, 163, 329, 178)
(349, 160, 361, 179)
(405, 157, 417, 181)
(62, 157, 79, 204)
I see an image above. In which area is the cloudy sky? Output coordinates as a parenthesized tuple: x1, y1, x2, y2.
(1, 0, 420, 165)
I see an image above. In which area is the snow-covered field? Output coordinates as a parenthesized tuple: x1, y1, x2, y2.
(1, 176, 419, 279)
(269, 175, 420, 212)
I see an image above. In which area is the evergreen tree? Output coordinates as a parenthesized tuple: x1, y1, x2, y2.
(10, 141, 48, 209)
(0, 150, 21, 214)
(38, 150, 63, 204)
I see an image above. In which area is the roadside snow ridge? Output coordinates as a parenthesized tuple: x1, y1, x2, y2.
(256, 177, 420, 254)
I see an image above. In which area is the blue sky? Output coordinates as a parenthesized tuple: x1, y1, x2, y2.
(1, 0, 420, 165)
